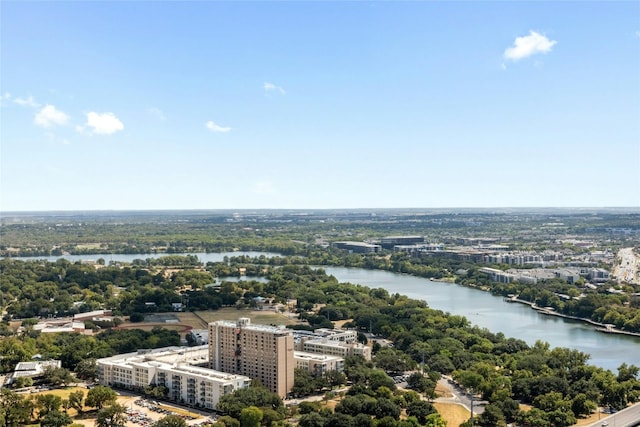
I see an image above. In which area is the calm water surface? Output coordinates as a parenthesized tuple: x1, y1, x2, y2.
(323, 266, 640, 372)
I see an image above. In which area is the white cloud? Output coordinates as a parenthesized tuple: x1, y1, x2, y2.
(3, 92, 11, 100)
(148, 107, 166, 121)
(14, 95, 40, 108)
(84, 112, 124, 135)
(264, 82, 286, 95)
(504, 31, 557, 61)
(205, 120, 231, 133)
(34, 105, 70, 128)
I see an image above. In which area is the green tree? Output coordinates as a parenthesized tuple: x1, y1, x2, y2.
(298, 401, 322, 414)
(292, 368, 317, 396)
(41, 410, 73, 427)
(86, 385, 117, 409)
(373, 347, 416, 373)
(74, 358, 98, 381)
(571, 393, 596, 418)
(422, 413, 446, 427)
(214, 416, 240, 427)
(325, 369, 346, 388)
(153, 414, 187, 427)
(239, 406, 263, 427)
(217, 385, 283, 419)
(406, 373, 435, 396)
(36, 394, 62, 418)
(476, 404, 506, 427)
(44, 367, 76, 387)
(68, 390, 84, 414)
(1, 389, 34, 427)
(374, 397, 400, 420)
(406, 401, 436, 424)
(12, 376, 33, 388)
(96, 403, 126, 427)
(299, 412, 325, 427)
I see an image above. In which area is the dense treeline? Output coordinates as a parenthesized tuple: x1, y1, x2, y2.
(2, 246, 640, 333)
(1, 261, 639, 426)
(0, 327, 179, 373)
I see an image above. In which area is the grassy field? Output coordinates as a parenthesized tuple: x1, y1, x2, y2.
(114, 308, 299, 341)
(194, 308, 299, 326)
(30, 386, 92, 416)
(175, 311, 208, 328)
(433, 402, 470, 427)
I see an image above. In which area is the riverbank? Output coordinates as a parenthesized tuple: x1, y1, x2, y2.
(503, 296, 640, 338)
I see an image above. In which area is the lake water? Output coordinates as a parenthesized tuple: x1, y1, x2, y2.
(322, 266, 640, 372)
(8, 252, 639, 371)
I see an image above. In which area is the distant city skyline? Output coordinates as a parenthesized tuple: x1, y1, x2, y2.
(1, 1, 639, 211)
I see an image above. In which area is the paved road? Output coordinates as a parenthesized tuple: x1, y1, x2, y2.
(613, 248, 640, 285)
(587, 402, 640, 427)
(435, 377, 485, 416)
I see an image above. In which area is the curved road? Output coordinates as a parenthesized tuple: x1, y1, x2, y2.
(586, 402, 640, 427)
(435, 377, 485, 416)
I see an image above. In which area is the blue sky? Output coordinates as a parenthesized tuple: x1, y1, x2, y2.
(1, 1, 639, 211)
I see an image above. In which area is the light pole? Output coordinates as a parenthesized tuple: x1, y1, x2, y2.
(469, 388, 474, 424)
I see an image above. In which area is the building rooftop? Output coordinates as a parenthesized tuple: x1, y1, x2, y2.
(211, 319, 291, 335)
(294, 351, 343, 362)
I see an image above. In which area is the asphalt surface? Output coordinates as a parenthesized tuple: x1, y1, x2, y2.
(586, 402, 640, 427)
(613, 248, 640, 285)
(435, 377, 485, 416)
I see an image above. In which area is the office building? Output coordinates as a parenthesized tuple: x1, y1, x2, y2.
(332, 241, 381, 253)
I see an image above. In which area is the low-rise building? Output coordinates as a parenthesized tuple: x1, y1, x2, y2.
(73, 310, 113, 321)
(380, 236, 425, 249)
(10, 360, 62, 384)
(301, 339, 371, 360)
(332, 241, 381, 253)
(34, 320, 86, 334)
(97, 346, 250, 410)
(294, 352, 344, 377)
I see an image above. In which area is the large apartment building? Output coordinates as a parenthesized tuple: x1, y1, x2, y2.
(96, 346, 251, 410)
(208, 318, 294, 398)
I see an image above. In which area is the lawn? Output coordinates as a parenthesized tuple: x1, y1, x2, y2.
(433, 402, 470, 427)
(194, 307, 299, 326)
(30, 386, 92, 416)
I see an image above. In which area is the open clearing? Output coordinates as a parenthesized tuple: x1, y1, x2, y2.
(194, 308, 299, 326)
(433, 402, 470, 426)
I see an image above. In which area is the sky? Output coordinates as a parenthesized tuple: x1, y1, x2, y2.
(1, 1, 639, 211)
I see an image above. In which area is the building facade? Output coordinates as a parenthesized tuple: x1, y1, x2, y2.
(208, 318, 294, 398)
(96, 346, 250, 410)
(300, 339, 371, 360)
(294, 352, 344, 377)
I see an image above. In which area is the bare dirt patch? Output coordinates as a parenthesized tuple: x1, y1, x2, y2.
(435, 382, 454, 398)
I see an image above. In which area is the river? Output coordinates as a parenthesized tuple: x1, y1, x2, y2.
(8, 252, 639, 371)
(322, 266, 640, 372)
